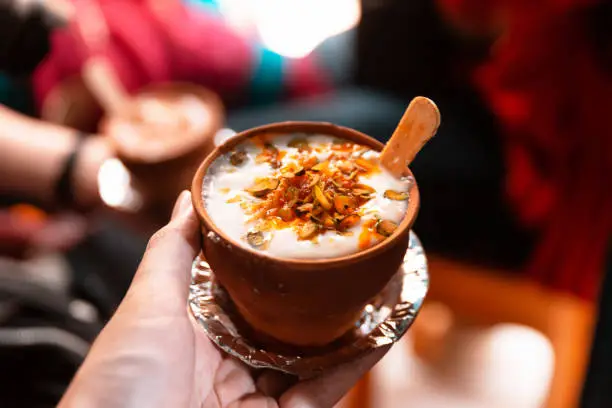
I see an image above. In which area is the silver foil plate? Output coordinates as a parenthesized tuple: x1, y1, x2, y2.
(189, 231, 428, 378)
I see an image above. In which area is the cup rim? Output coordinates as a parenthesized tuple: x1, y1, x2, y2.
(104, 82, 225, 165)
(191, 121, 420, 268)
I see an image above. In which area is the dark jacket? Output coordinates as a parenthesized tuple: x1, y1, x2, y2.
(0, 0, 62, 76)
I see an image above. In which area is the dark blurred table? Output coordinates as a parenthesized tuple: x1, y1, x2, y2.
(581, 242, 612, 408)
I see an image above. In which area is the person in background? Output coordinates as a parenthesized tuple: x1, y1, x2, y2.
(0, 0, 114, 257)
(0, 104, 111, 257)
(434, 0, 612, 300)
(33, 0, 332, 130)
(0, 0, 342, 257)
(0, 3, 382, 407)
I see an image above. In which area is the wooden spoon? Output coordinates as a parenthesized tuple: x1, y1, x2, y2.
(72, 0, 131, 117)
(380, 96, 441, 178)
(81, 57, 131, 117)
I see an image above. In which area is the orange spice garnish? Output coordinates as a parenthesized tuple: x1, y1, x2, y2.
(255, 143, 281, 168)
(338, 214, 361, 231)
(239, 139, 408, 242)
(358, 219, 377, 250)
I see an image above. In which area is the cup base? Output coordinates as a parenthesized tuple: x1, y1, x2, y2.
(189, 231, 429, 378)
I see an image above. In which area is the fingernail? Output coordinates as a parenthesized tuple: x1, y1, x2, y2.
(171, 191, 191, 219)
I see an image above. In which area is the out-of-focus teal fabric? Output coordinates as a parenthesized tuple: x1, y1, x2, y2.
(184, 0, 221, 14)
(0, 73, 31, 114)
(183, 0, 290, 105)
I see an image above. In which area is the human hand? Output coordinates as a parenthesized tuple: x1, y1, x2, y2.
(59, 191, 389, 408)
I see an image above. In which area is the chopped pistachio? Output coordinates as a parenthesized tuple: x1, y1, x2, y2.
(309, 214, 322, 224)
(354, 184, 375, 194)
(278, 206, 295, 222)
(308, 174, 321, 187)
(376, 220, 398, 237)
(353, 187, 375, 199)
(333, 195, 357, 215)
(285, 186, 299, 204)
(229, 151, 247, 166)
(247, 179, 279, 197)
(247, 230, 266, 248)
(384, 190, 409, 201)
(330, 179, 344, 189)
(264, 142, 278, 152)
(311, 205, 324, 217)
(288, 138, 309, 150)
(333, 213, 345, 223)
(237, 140, 395, 241)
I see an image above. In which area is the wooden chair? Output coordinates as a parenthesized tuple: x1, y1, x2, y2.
(425, 256, 596, 408)
(342, 255, 596, 408)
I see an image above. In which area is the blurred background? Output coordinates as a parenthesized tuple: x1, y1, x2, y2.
(0, 0, 611, 407)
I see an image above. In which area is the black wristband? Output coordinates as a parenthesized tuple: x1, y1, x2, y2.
(55, 133, 86, 209)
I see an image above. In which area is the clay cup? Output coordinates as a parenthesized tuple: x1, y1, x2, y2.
(191, 122, 419, 347)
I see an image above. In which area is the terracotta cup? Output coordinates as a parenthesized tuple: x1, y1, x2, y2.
(102, 82, 224, 216)
(191, 122, 420, 347)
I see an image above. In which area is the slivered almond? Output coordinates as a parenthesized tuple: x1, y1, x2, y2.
(313, 185, 332, 210)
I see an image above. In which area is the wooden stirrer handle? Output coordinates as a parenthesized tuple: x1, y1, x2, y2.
(380, 97, 440, 177)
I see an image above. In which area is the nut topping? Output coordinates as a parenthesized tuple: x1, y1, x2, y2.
(230, 151, 247, 166)
(247, 178, 279, 197)
(384, 190, 409, 201)
(234, 137, 408, 243)
(376, 220, 398, 237)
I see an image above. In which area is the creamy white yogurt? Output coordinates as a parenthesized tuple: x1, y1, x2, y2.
(203, 134, 412, 259)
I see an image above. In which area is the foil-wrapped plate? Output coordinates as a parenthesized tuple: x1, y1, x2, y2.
(189, 231, 428, 378)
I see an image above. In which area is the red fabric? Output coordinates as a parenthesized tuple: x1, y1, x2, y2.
(437, 0, 612, 299)
(33, 0, 254, 108)
(33, 0, 331, 109)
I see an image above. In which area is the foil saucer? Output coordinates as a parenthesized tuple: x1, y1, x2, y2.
(189, 231, 428, 378)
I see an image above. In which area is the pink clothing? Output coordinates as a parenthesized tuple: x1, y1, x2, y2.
(34, 0, 253, 108)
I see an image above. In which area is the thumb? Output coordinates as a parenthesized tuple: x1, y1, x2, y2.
(128, 191, 200, 308)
